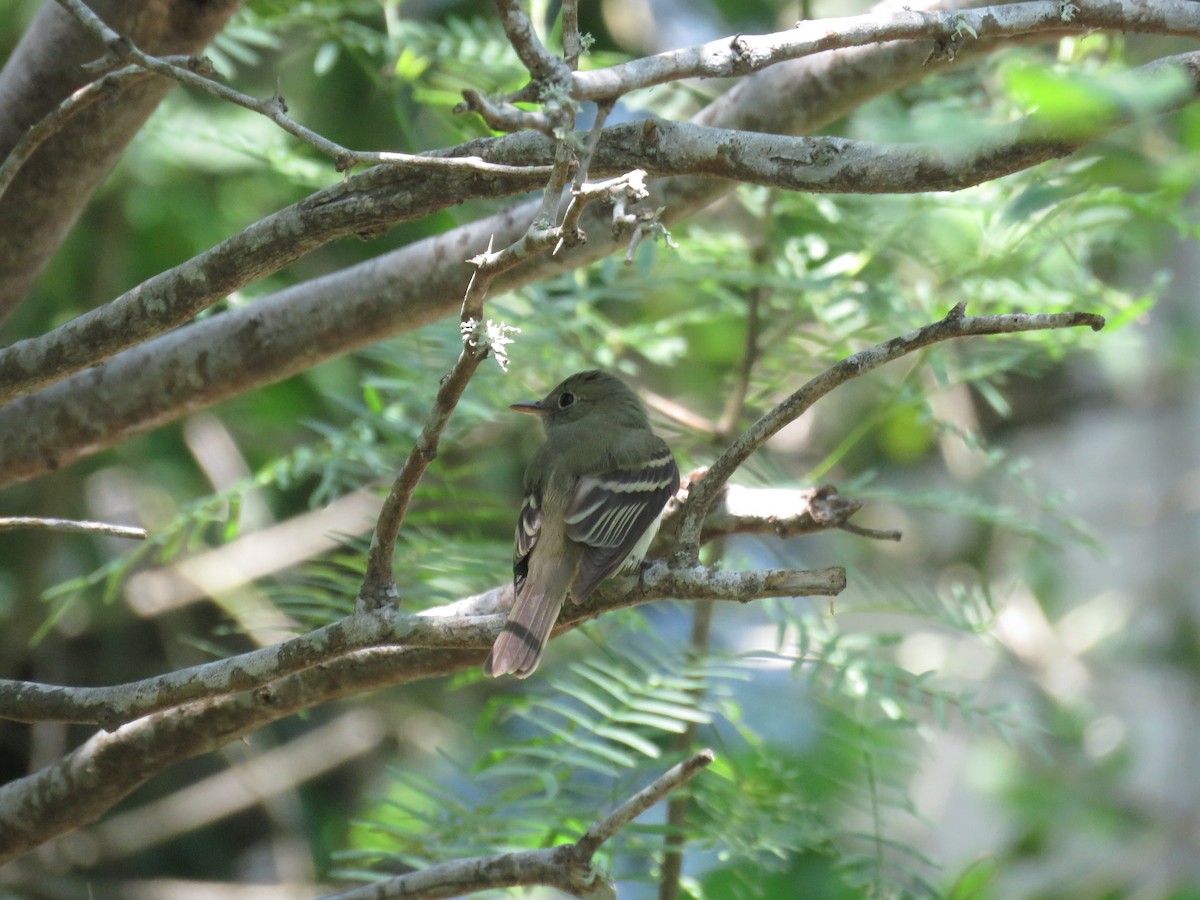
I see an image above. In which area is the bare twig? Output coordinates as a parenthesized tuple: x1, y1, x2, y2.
(0, 517, 146, 540)
(572, 100, 615, 191)
(716, 217, 771, 439)
(577, 750, 716, 857)
(692, 484, 882, 544)
(555, 99, 618, 251)
(559, 168, 646, 254)
(672, 304, 1106, 562)
(358, 326, 494, 608)
(839, 520, 903, 542)
(454, 88, 554, 134)
(327, 751, 715, 900)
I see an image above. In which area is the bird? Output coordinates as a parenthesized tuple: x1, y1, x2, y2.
(484, 370, 680, 678)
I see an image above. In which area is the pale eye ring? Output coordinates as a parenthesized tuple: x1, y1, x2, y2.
(558, 392, 576, 408)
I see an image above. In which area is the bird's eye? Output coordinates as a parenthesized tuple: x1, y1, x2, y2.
(558, 392, 576, 408)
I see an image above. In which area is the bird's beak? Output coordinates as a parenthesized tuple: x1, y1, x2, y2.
(509, 400, 546, 415)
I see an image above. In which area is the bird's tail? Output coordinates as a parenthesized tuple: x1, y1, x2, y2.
(484, 587, 565, 678)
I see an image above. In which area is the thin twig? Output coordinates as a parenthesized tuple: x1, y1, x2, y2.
(358, 342, 492, 608)
(0, 517, 146, 540)
(0, 65, 144, 203)
(554, 100, 619, 251)
(572, 100, 615, 192)
(325, 751, 715, 900)
(359, 238, 519, 606)
(536, 140, 577, 228)
(716, 212, 771, 439)
(562, 0, 584, 70)
(454, 88, 554, 134)
(657, 612, 714, 900)
(672, 304, 1106, 562)
(360, 68, 583, 604)
(838, 520, 903, 541)
(577, 750, 716, 858)
(558, 168, 645, 254)
(50, 0, 554, 174)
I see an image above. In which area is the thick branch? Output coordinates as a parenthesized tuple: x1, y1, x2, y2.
(325, 847, 592, 900)
(1, 45, 1187, 417)
(571, 0, 1200, 100)
(493, 0, 571, 87)
(673, 304, 1104, 560)
(0, 0, 240, 321)
(5, 4, 1178, 481)
(0, 38, 1180, 487)
(0, 609, 501, 729)
(0, 561, 833, 862)
(0, 560, 842, 730)
(1, 3, 1194, 411)
(0, 161, 549, 408)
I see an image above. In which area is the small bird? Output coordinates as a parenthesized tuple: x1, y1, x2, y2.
(484, 370, 680, 678)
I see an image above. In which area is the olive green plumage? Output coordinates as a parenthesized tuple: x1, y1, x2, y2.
(484, 371, 679, 678)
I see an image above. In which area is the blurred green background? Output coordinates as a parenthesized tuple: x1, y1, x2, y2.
(1, 0, 1198, 897)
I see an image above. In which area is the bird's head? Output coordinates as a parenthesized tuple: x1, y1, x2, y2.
(510, 370, 650, 431)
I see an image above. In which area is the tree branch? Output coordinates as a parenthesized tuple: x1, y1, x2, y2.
(492, 0, 571, 88)
(0, 161, 550, 408)
(697, 483, 894, 544)
(3, 11, 1185, 479)
(48, 0, 567, 177)
(0, 516, 145, 540)
(0, 560, 843, 730)
(4, 7, 1192, 415)
(0, 0, 242, 320)
(673, 304, 1104, 561)
(0, 63, 148, 203)
(577, 750, 715, 857)
(0, 40, 1178, 485)
(0, 559, 831, 862)
(325, 751, 714, 900)
(570, 0, 1200, 100)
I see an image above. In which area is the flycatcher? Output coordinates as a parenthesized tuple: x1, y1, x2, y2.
(484, 370, 680, 678)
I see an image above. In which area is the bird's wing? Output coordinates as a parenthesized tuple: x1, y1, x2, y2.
(563, 441, 679, 599)
(512, 491, 542, 598)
